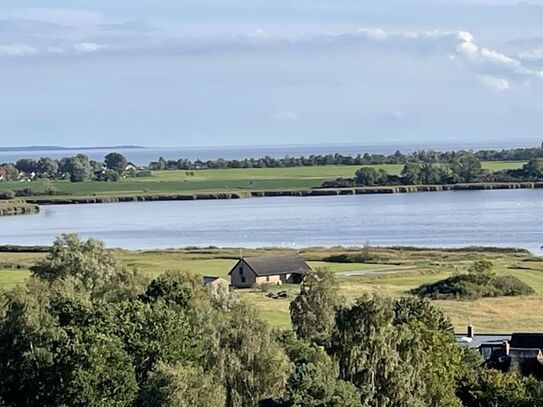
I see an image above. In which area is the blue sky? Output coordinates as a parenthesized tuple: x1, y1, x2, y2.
(1, 1, 543, 147)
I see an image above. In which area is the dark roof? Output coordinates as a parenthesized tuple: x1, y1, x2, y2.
(511, 333, 543, 349)
(202, 276, 226, 285)
(455, 333, 511, 349)
(229, 254, 311, 277)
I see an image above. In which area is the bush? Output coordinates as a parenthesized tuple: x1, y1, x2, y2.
(14, 187, 33, 197)
(410, 273, 534, 300)
(0, 190, 15, 200)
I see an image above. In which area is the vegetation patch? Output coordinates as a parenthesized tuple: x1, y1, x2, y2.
(411, 260, 535, 300)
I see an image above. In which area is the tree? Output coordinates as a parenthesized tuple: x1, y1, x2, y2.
(30, 234, 143, 301)
(0, 280, 137, 407)
(467, 260, 494, 275)
(0, 163, 19, 181)
(449, 153, 482, 183)
(59, 155, 93, 182)
(218, 301, 290, 407)
(290, 269, 340, 346)
(401, 163, 421, 185)
(15, 158, 37, 174)
(275, 332, 362, 407)
(330, 295, 463, 406)
(355, 167, 388, 186)
(522, 158, 543, 178)
(36, 157, 59, 178)
(104, 153, 128, 174)
(142, 362, 224, 407)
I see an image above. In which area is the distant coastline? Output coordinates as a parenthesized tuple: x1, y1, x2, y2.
(0, 145, 146, 152)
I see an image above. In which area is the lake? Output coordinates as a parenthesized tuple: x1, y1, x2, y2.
(1, 189, 542, 253)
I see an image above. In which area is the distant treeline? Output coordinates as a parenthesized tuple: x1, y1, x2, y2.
(322, 154, 543, 188)
(0, 153, 149, 184)
(149, 144, 543, 170)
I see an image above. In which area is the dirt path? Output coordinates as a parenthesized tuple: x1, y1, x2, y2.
(336, 265, 417, 277)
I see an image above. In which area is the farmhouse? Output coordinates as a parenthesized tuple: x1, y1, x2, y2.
(229, 254, 311, 288)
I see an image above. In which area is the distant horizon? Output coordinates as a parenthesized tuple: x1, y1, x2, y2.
(1, 138, 542, 152)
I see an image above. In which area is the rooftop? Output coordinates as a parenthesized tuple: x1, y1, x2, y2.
(231, 254, 312, 277)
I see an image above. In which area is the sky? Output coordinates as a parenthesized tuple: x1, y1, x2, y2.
(1, 1, 543, 147)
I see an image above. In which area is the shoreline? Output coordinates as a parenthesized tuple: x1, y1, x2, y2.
(0, 200, 40, 216)
(22, 181, 543, 206)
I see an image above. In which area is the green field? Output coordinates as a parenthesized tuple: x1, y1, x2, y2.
(1, 246, 541, 332)
(0, 161, 525, 199)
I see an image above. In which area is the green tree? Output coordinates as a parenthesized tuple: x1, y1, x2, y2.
(401, 163, 421, 185)
(276, 332, 362, 407)
(290, 269, 340, 346)
(15, 158, 37, 174)
(105, 152, 128, 174)
(36, 157, 59, 178)
(467, 260, 494, 275)
(522, 158, 543, 178)
(59, 155, 93, 182)
(449, 153, 482, 183)
(142, 362, 224, 407)
(218, 301, 290, 407)
(355, 167, 388, 186)
(30, 234, 143, 301)
(330, 295, 463, 406)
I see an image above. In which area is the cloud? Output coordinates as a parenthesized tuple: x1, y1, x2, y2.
(0, 43, 37, 56)
(478, 75, 511, 92)
(273, 110, 299, 120)
(0, 18, 541, 88)
(73, 42, 106, 53)
(518, 49, 543, 61)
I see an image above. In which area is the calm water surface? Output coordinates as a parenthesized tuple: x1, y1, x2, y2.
(0, 189, 542, 253)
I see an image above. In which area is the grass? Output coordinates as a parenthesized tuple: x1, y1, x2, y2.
(0, 246, 540, 333)
(0, 161, 525, 199)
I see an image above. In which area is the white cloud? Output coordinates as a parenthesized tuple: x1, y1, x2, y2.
(518, 49, 543, 61)
(73, 42, 106, 53)
(0, 43, 37, 56)
(273, 110, 299, 120)
(479, 75, 511, 91)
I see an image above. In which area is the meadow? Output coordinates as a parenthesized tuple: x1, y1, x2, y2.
(0, 161, 525, 199)
(1, 245, 541, 332)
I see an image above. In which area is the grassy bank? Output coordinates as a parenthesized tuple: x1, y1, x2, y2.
(1, 245, 541, 332)
(0, 200, 39, 216)
(0, 161, 525, 203)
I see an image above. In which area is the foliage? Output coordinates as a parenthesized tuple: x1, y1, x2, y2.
(105, 152, 128, 174)
(290, 269, 341, 346)
(411, 268, 534, 300)
(329, 295, 464, 406)
(141, 362, 224, 407)
(218, 301, 291, 407)
(30, 234, 143, 301)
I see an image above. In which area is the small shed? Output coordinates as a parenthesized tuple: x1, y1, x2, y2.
(202, 276, 230, 292)
(228, 254, 311, 288)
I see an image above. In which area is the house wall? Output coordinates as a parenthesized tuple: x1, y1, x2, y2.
(230, 260, 257, 288)
(255, 275, 282, 285)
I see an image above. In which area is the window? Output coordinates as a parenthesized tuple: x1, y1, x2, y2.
(239, 266, 244, 275)
(266, 276, 270, 282)
(241, 276, 246, 283)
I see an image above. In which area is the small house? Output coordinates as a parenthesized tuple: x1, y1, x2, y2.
(202, 276, 230, 292)
(228, 254, 311, 288)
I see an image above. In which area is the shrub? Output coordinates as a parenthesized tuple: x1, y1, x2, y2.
(410, 273, 534, 300)
(14, 187, 33, 197)
(0, 190, 15, 200)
